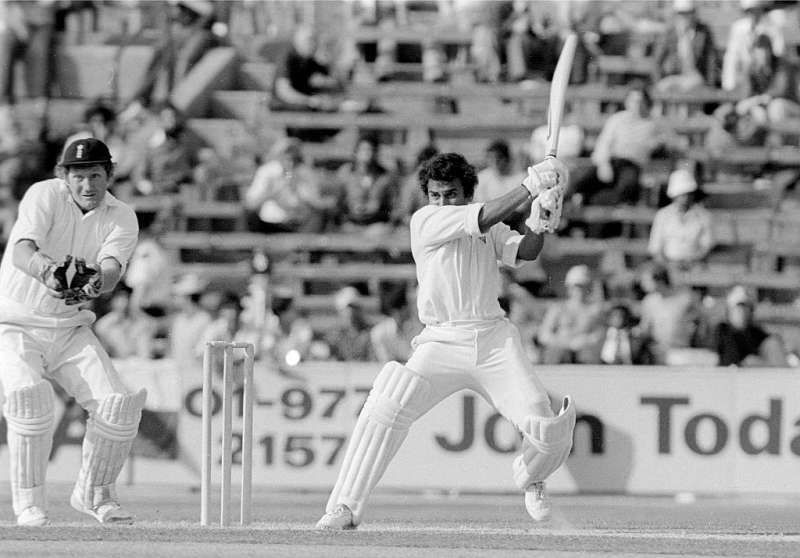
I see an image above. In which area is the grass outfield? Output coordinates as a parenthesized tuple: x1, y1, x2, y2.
(1, 483, 799, 557)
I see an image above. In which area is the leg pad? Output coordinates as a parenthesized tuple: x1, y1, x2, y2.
(513, 396, 576, 490)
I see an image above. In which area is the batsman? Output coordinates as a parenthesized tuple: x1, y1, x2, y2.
(317, 151, 575, 529)
(317, 34, 578, 531)
(0, 138, 144, 526)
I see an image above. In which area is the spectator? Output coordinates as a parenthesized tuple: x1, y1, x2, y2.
(270, 24, 343, 112)
(259, 287, 319, 367)
(132, 102, 194, 196)
(421, 38, 448, 83)
(734, 34, 800, 126)
(0, 104, 24, 201)
(652, 0, 720, 93)
(572, 83, 682, 209)
(722, 0, 785, 93)
(324, 286, 375, 362)
(93, 285, 158, 359)
(638, 262, 711, 365)
(599, 302, 655, 365)
(197, 290, 243, 350)
(648, 168, 713, 269)
(168, 273, 212, 367)
(192, 146, 237, 201)
(474, 139, 529, 232)
(504, 4, 561, 82)
(62, 102, 139, 187)
(129, 0, 221, 106)
(244, 138, 337, 233)
(706, 104, 745, 157)
(370, 283, 421, 362)
(391, 144, 439, 228)
(469, 1, 510, 84)
(169, 1, 220, 84)
(714, 285, 788, 367)
(338, 135, 396, 230)
(196, 291, 253, 383)
(536, 265, 606, 364)
(0, 0, 55, 133)
(124, 231, 174, 314)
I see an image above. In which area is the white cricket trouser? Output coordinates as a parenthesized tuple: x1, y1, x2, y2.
(405, 319, 553, 428)
(0, 323, 129, 411)
(326, 318, 555, 524)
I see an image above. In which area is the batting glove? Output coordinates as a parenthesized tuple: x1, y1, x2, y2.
(522, 157, 569, 198)
(526, 183, 565, 234)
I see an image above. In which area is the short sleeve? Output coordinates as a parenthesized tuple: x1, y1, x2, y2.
(96, 204, 139, 273)
(12, 181, 55, 247)
(410, 203, 483, 247)
(490, 222, 524, 268)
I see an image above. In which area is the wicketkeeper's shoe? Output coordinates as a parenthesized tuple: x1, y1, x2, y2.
(524, 482, 551, 522)
(16, 506, 49, 527)
(70, 488, 134, 525)
(315, 504, 356, 530)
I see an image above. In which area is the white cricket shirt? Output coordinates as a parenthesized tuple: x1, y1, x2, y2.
(0, 178, 139, 327)
(410, 203, 523, 326)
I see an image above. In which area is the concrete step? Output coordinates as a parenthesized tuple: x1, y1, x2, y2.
(210, 90, 266, 121)
(186, 118, 255, 158)
(239, 61, 276, 91)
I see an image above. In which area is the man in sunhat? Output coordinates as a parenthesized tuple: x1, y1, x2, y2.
(648, 167, 713, 268)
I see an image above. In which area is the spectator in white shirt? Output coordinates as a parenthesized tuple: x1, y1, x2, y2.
(573, 83, 680, 208)
(722, 0, 785, 93)
(648, 168, 713, 269)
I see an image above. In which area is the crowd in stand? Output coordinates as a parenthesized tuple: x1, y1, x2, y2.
(0, 0, 799, 370)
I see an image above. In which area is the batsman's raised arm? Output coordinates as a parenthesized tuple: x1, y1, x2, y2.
(478, 157, 564, 233)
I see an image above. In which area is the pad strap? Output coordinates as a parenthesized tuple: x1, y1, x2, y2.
(74, 389, 147, 509)
(326, 362, 434, 525)
(3, 381, 56, 515)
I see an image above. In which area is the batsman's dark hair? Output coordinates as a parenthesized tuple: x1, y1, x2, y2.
(418, 152, 478, 199)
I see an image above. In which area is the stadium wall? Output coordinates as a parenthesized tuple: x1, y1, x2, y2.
(1, 360, 799, 495)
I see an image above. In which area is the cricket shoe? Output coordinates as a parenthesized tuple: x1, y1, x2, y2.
(17, 506, 49, 527)
(70, 488, 134, 525)
(315, 504, 356, 530)
(524, 482, 551, 522)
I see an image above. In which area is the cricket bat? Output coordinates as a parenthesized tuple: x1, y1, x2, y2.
(545, 33, 578, 158)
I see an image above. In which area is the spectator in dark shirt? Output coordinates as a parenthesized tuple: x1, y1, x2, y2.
(714, 285, 788, 367)
(338, 135, 396, 230)
(325, 287, 375, 362)
(271, 24, 343, 112)
(652, 0, 720, 92)
(599, 302, 655, 365)
(735, 34, 800, 126)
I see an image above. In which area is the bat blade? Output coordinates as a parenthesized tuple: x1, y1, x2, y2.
(545, 33, 578, 158)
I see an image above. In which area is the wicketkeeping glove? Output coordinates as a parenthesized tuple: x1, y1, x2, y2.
(29, 253, 72, 297)
(64, 258, 103, 306)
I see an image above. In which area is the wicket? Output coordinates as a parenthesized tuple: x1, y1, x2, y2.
(201, 341, 255, 526)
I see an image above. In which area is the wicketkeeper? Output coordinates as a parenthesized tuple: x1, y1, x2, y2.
(0, 138, 144, 526)
(317, 153, 575, 529)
